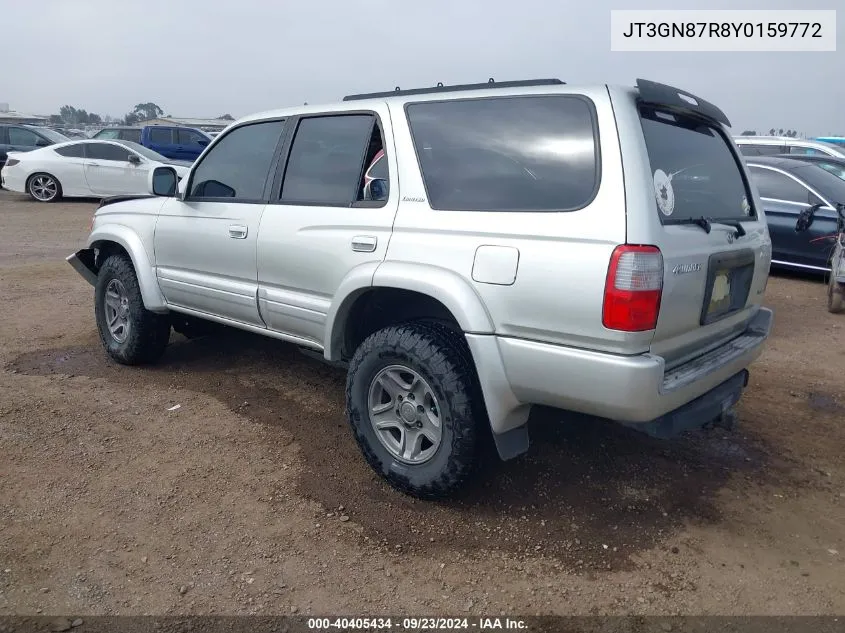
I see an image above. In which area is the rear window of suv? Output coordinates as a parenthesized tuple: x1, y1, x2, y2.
(405, 95, 599, 212)
(640, 106, 755, 222)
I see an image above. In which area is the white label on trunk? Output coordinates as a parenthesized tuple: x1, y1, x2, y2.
(653, 169, 675, 216)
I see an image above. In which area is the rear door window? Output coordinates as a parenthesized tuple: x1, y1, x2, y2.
(149, 128, 173, 144)
(405, 95, 599, 212)
(639, 107, 755, 221)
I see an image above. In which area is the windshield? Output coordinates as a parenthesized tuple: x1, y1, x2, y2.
(640, 106, 755, 222)
(38, 128, 71, 143)
(119, 140, 170, 162)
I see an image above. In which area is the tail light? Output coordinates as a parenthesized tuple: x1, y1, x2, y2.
(4, 158, 20, 167)
(603, 245, 663, 332)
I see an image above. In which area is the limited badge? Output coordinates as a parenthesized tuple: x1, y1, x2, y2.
(653, 169, 675, 216)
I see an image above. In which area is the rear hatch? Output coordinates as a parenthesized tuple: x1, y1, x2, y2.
(631, 91, 770, 367)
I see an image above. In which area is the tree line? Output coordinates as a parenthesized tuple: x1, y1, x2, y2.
(47, 102, 235, 127)
(740, 129, 801, 137)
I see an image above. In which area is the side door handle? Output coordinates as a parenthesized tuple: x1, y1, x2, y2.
(228, 224, 248, 239)
(351, 235, 377, 252)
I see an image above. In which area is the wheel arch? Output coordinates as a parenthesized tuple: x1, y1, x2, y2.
(324, 261, 495, 362)
(87, 225, 168, 313)
(26, 171, 62, 201)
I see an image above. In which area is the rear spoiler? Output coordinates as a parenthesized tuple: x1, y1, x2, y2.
(635, 78, 731, 128)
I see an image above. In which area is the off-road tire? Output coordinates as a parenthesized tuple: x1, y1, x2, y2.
(828, 274, 844, 314)
(95, 254, 171, 365)
(346, 321, 486, 499)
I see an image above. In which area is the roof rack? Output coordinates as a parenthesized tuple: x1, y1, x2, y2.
(342, 77, 565, 102)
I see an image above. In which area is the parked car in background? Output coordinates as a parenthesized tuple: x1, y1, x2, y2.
(93, 125, 211, 161)
(745, 155, 845, 272)
(93, 126, 143, 143)
(735, 135, 845, 159)
(140, 125, 211, 161)
(0, 125, 69, 170)
(0, 139, 191, 203)
(771, 153, 845, 182)
(814, 136, 845, 147)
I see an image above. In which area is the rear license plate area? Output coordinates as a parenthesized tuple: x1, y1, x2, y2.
(700, 249, 755, 325)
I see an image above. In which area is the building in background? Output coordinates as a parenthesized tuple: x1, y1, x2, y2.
(0, 103, 48, 126)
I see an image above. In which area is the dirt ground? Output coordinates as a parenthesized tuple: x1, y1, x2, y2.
(0, 188, 843, 618)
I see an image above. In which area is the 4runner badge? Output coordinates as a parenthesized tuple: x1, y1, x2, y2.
(672, 263, 702, 275)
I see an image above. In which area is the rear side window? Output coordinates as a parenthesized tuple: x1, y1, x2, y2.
(738, 143, 785, 156)
(55, 144, 86, 158)
(189, 120, 285, 201)
(406, 96, 598, 212)
(149, 128, 172, 144)
(87, 143, 132, 162)
(747, 166, 813, 203)
(8, 127, 41, 147)
(640, 107, 755, 222)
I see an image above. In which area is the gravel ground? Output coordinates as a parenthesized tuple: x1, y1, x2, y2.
(0, 189, 843, 617)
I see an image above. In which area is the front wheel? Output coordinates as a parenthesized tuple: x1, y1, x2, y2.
(345, 322, 485, 499)
(95, 254, 171, 364)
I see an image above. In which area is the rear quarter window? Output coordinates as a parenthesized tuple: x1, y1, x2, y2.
(640, 107, 755, 222)
(405, 95, 599, 212)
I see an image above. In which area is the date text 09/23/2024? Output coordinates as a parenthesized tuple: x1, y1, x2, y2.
(307, 617, 528, 630)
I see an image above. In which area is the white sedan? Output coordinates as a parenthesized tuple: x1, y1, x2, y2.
(0, 139, 192, 203)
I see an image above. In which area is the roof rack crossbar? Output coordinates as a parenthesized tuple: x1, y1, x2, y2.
(342, 78, 565, 101)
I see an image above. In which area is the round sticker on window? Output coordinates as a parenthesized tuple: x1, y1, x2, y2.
(741, 196, 751, 215)
(653, 169, 675, 216)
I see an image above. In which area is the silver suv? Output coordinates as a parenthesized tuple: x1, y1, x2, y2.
(67, 78, 774, 498)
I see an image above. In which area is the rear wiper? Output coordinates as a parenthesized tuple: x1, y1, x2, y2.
(665, 216, 748, 239)
(664, 216, 712, 233)
(712, 219, 747, 238)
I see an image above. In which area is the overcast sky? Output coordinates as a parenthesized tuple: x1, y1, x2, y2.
(4, 0, 842, 134)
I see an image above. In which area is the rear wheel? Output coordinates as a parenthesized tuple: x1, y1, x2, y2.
(95, 254, 171, 364)
(345, 321, 484, 499)
(27, 173, 62, 203)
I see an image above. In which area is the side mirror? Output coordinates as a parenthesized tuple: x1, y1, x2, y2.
(36, 138, 50, 147)
(149, 166, 179, 197)
(128, 154, 141, 165)
(795, 206, 817, 232)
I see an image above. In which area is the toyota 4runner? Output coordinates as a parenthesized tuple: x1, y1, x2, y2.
(67, 78, 774, 498)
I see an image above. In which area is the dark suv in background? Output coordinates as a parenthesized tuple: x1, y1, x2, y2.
(0, 124, 69, 169)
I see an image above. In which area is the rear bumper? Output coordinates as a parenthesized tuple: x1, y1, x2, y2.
(467, 307, 773, 435)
